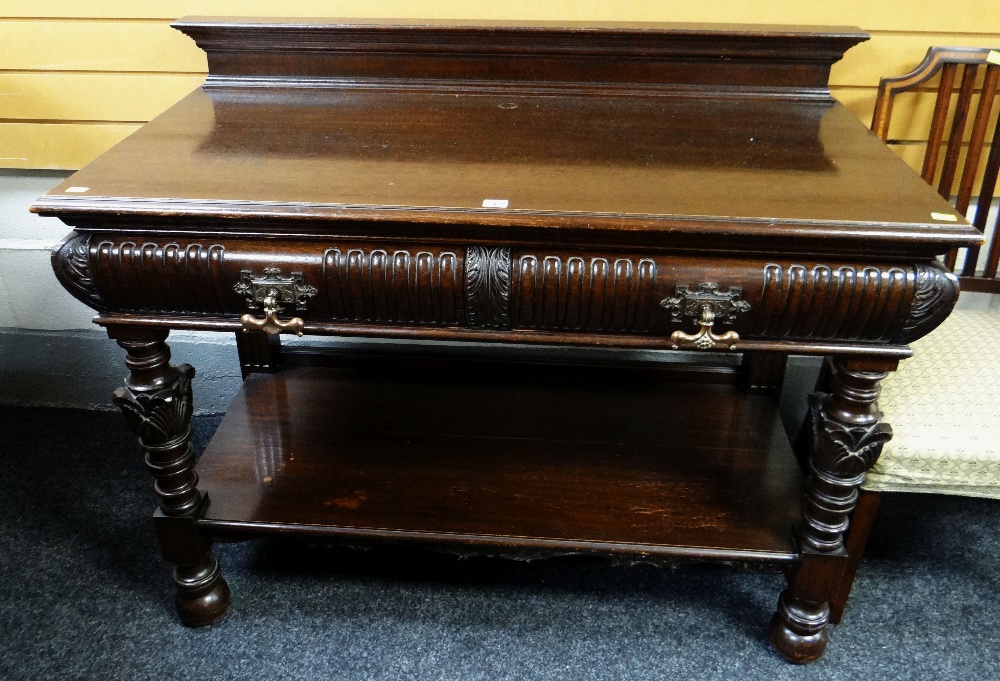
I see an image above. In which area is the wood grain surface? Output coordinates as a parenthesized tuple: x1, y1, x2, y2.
(197, 363, 802, 560)
(34, 89, 967, 232)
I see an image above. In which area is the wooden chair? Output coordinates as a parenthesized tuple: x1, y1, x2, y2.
(833, 46, 1000, 622)
(871, 47, 1000, 290)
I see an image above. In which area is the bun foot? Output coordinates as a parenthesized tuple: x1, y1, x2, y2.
(174, 555, 230, 627)
(769, 590, 829, 664)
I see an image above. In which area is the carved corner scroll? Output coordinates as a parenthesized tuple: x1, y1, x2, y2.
(892, 261, 960, 344)
(51, 232, 108, 311)
(466, 246, 511, 329)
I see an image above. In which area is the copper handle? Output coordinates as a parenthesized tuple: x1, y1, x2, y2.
(670, 304, 740, 350)
(240, 290, 305, 336)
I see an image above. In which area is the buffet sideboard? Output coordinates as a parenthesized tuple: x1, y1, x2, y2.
(35, 18, 981, 663)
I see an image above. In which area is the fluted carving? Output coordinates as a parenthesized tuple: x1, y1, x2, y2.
(93, 240, 228, 313)
(754, 263, 913, 341)
(322, 247, 461, 324)
(511, 254, 657, 332)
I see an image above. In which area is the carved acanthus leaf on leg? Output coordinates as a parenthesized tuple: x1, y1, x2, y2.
(808, 393, 893, 480)
(109, 328, 229, 626)
(113, 364, 195, 446)
(112, 361, 202, 518)
(800, 364, 892, 555)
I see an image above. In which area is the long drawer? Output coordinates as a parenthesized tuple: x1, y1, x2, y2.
(53, 233, 955, 346)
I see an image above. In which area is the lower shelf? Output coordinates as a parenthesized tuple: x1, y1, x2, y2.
(196, 360, 804, 562)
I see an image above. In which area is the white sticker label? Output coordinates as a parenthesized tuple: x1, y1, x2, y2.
(987, 50, 1000, 66)
(482, 198, 509, 208)
(65, 186, 89, 193)
(931, 212, 958, 222)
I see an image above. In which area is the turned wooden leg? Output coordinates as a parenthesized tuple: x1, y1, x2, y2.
(107, 325, 230, 626)
(770, 356, 895, 663)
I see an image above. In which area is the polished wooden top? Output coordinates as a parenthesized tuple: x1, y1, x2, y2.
(32, 19, 980, 255)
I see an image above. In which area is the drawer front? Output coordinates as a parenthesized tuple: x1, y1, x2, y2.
(55, 233, 954, 346)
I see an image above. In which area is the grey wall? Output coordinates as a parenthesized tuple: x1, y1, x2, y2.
(0, 169, 243, 413)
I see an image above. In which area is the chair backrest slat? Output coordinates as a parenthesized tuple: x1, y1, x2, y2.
(873, 47, 1000, 293)
(974, 122, 1000, 278)
(937, 64, 979, 198)
(956, 66, 999, 215)
(922, 63, 958, 184)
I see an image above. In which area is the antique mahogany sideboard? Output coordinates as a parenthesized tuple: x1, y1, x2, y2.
(35, 18, 981, 663)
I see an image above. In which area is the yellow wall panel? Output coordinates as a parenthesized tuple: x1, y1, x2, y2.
(889, 142, 994, 192)
(2, 0, 997, 34)
(0, 21, 205, 72)
(0, 73, 203, 122)
(833, 34, 1000, 87)
(832, 88, 879, 129)
(0, 122, 141, 169)
(3, 2, 999, 169)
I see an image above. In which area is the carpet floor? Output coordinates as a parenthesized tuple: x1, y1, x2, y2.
(1, 406, 998, 680)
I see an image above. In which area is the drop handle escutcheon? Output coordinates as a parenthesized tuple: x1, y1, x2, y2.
(670, 303, 740, 350)
(240, 289, 306, 336)
(234, 268, 316, 336)
(660, 282, 749, 351)
(669, 303, 740, 350)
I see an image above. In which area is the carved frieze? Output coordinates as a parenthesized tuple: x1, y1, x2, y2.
(510, 254, 657, 332)
(752, 263, 913, 341)
(92, 240, 228, 313)
(51, 234, 963, 349)
(466, 246, 511, 329)
(322, 247, 462, 324)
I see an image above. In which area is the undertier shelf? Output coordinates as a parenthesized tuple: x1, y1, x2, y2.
(196, 360, 804, 562)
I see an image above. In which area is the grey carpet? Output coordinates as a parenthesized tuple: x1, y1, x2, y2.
(2, 406, 998, 680)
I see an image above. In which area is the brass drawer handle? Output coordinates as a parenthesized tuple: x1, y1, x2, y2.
(670, 304, 739, 350)
(234, 268, 316, 336)
(241, 290, 305, 336)
(661, 283, 749, 351)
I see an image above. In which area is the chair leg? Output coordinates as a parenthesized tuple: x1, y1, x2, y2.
(829, 489, 881, 624)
